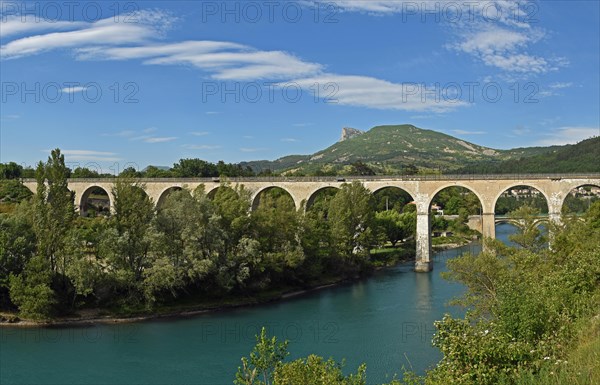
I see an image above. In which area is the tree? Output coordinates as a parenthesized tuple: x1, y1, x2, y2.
(172, 158, 218, 177)
(235, 327, 289, 385)
(71, 167, 100, 178)
(235, 328, 388, 385)
(149, 188, 222, 303)
(250, 188, 304, 287)
(0, 162, 23, 179)
(0, 180, 33, 203)
(32, 149, 76, 274)
(350, 161, 376, 176)
(211, 184, 251, 247)
(508, 205, 547, 251)
(328, 182, 376, 267)
(274, 356, 367, 385)
(102, 178, 155, 290)
(9, 255, 56, 319)
(143, 166, 173, 178)
(375, 210, 415, 247)
(0, 212, 36, 308)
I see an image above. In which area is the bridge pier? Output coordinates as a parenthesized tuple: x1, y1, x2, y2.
(415, 211, 432, 272)
(482, 212, 496, 240)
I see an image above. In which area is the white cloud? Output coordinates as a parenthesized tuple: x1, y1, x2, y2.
(290, 74, 468, 112)
(512, 126, 531, 136)
(453, 129, 486, 135)
(190, 131, 210, 136)
(450, 26, 560, 74)
(240, 147, 267, 152)
(46, 149, 122, 162)
(0, 17, 87, 38)
(1, 10, 172, 59)
(549, 82, 573, 89)
(183, 144, 222, 150)
(143, 137, 177, 143)
(281, 138, 299, 142)
(536, 127, 599, 146)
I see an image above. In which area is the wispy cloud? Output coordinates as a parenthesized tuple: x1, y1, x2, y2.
(1, 6, 472, 112)
(290, 74, 468, 112)
(183, 144, 222, 150)
(0, 114, 20, 120)
(453, 129, 486, 135)
(76, 41, 322, 80)
(0, 17, 87, 38)
(536, 127, 599, 146)
(44, 149, 122, 162)
(281, 138, 299, 142)
(1, 11, 174, 59)
(240, 147, 267, 152)
(190, 131, 210, 136)
(142, 137, 177, 143)
(512, 126, 531, 136)
(549, 82, 573, 89)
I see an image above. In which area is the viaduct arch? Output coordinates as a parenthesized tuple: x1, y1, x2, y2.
(21, 174, 600, 273)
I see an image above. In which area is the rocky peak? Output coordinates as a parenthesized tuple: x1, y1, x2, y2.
(340, 127, 364, 142)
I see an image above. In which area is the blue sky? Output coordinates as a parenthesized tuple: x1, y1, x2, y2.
(1, 0, 599, 172)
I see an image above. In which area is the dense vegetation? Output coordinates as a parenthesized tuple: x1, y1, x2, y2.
(0, 150, 425, 320)
(458, 137, 600, 174)
(232, 202, 600, 385)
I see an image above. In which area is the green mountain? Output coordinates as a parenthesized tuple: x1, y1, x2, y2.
(244, 124, 591, 175)
(457, 136, 600, 174)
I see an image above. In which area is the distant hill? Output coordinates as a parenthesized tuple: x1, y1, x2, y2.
(458, 137, 600, 174)
(243, 124, 586, 175)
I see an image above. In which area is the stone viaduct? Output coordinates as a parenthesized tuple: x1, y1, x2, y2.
(21, 174, 600, 273)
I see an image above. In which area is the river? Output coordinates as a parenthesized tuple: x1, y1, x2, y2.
(0, 224, 518, 385)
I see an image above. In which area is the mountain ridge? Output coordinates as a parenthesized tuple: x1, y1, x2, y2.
(242, 124, 592, 175)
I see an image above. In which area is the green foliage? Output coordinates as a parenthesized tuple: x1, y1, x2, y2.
(420, 201, 600, 385)
(432, 187, 481, 215)
(460, 137, 600, 174)
(105, 179, 155, 285)
(0, 211, 36, 307)
(507, 206, 547, 252)
(235, 328, 379, 385)
(0, 180, 33, 203)
(235, 327, 290, 385)
(275, 356, 367, 385)
(9, 255, 55, 320)
(0, 162, 23, 179)
(375, 210, 416, 246)
(328, 182, 376, 268)
(32, 149, 76, 274)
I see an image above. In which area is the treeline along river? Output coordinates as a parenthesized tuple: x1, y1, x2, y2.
(0, 224, 520, 385)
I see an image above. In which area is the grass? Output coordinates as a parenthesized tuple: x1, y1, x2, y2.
(370, 244, 415, 266)
(500, 315, 600, 385)
(431, 235, 471, 246)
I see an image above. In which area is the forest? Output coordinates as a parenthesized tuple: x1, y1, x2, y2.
(1, 150, 427, 320)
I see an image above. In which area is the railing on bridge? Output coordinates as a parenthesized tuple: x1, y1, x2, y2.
(20, 173, 600, 184)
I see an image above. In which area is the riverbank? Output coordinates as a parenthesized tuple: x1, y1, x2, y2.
(0, 278, 352, 328)
(1, 241, 469, 328)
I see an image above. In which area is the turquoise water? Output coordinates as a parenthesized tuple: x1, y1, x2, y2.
(1, 225, 516, 385)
